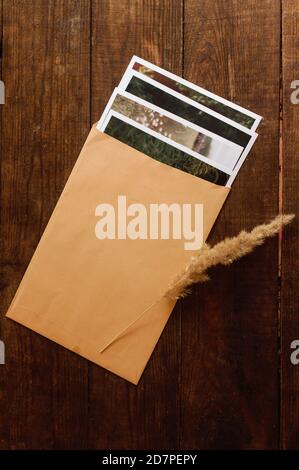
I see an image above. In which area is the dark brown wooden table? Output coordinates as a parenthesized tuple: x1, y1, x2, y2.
(0, 0, 298, 450)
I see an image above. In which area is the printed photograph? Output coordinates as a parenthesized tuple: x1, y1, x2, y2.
(103, 115, 230, 186)
(110, 94, 242, 171)
(132, 62, 256, 129)
(125, 75, 252, 148)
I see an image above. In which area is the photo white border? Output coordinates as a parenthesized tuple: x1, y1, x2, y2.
(119, 55, 262, 132)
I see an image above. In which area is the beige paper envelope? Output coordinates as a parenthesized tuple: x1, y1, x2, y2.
(6, 126, 230, 384)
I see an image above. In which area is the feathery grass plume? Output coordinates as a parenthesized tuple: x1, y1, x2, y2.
(166, 214, 294, 300)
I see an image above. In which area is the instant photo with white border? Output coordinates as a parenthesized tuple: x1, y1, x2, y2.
(119, 70, 258, 145)
(97, 88, 246, 173)
(118, 55, 262, 132)
(97, 85, 258, 177)
(99, 110, 235, 186)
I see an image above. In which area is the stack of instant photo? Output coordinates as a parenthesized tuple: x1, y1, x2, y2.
(97, 56, 262, 188)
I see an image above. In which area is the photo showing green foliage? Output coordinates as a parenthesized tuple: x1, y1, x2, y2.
(175, 83, 255, 129)
(134, 64, 255, 129)
(126, 76, 251, 148)
(104, 116, 229, 186)
(112, 94, 213, 157)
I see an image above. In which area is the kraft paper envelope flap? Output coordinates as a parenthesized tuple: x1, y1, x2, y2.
(6, 125, 230, 384)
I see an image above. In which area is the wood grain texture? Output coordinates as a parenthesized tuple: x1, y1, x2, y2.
(88, 0, 183, 450)
(0, 0, 297, 451)
(281, 0, 299, 450)
(0, 0, 90, 449)
(180, 0, 281, 449)
(0, 0, 4, 450)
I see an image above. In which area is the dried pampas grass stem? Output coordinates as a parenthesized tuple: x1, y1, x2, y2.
(166, 214, 294, 300)
(100, 214, 294, 353)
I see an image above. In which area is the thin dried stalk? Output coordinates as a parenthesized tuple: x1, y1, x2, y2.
(166, 214, 294, 300)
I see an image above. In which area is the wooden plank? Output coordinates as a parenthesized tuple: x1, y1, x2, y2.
(0, 0, 90, 449)
(281, 0, 299, 450)
(88, 0, 183, 449)
(0, 0, 5, 450)
(181, 0, 281, 449)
